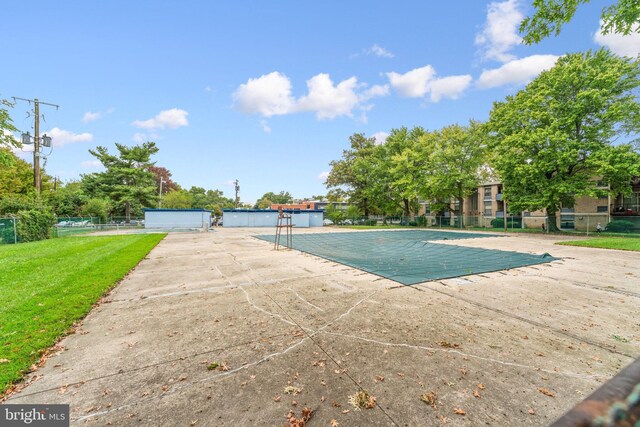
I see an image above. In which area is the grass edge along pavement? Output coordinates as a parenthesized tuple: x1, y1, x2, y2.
(0, 233, 166, 396)
(556, 236, 640, 251)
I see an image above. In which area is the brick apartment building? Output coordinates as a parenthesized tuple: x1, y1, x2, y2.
(420, 179, 640, 231)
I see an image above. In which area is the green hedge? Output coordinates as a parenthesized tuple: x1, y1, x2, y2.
(16, 209, 56, 242)
(606, 220, 634, 233)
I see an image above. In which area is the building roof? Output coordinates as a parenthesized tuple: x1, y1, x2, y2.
(144, 208, 213, 213)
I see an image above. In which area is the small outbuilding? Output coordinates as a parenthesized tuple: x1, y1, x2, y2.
(144, 208, 212, 230)
(222, 209, 323, 228)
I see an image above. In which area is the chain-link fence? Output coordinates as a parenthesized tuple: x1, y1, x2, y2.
(0, 217, 18, 244)
(328, 213, 640, 236)
(0, 216, 147, 245)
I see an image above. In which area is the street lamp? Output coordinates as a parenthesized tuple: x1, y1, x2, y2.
(158, 177, 166, 208)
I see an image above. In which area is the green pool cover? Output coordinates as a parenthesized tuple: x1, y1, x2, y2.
(255, 230, 556, 285)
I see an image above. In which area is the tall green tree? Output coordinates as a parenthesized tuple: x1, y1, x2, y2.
(423, 122, 487, 226)
(82, 142, 159, 221)
(0, 149, 33, 197)
(0, 99, 19, 165)
(254, 191, 293, 209)
(520, 0, 640, 44)
(325, 133, 377, 216)
(162, 189, 193, 209)
(44, 181, 86, 216)
(369, 127, 426, 219)
(487, 49, 640, 231)
(187, 186, 234, 215)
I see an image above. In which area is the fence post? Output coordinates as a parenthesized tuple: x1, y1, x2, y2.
(586, 215, 590, 237)
(12, 217, 17, 244)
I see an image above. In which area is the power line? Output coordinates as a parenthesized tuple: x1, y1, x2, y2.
(12, 97, 60, 194)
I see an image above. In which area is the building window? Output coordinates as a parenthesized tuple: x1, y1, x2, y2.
(597, 206, 608, 213)
(469, 190, 478, 212)
(484, 186, 492, 201)
(484, 201, 492, 216)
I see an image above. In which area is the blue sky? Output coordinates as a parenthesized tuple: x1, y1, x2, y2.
(3, 1, 639, 203)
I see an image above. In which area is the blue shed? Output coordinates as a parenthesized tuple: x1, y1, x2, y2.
(144, 209, 212, 230)
(222, 209, 324, 228)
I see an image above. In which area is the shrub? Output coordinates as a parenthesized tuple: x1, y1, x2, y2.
(16, 209, 56, 242)
(417, 216, 428, 227)
(0, 195, 37, 215)
(365, 219, 377, 226)
(408, 221, 418, 226)
(606, 220, 634, 233)
(80, 198, 111, 223)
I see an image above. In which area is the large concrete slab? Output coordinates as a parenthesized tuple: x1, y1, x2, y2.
(4, 228, 639, 426)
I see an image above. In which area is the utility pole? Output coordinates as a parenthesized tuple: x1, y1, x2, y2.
(234, 179, 240, 208)
(12, 97, 59, 194)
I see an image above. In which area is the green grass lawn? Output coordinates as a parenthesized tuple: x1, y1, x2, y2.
(0, 234, 165, 395)
(556, 236, 640, 251)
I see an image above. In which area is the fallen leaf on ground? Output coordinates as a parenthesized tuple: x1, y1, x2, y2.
(330, 420, 339, 427)
(439, 341, 461, 348)
(284, 386, 301, 395)
(528, 408, 535, 415)
(477, 383, 485, 390)
(538, 387, 556, 397)
(348, 390, 376, 410)
(453, 408, 466, 415)
(420, 391, 437, 409)
(473, 390, 480, 398)
(0, 359, 10, 364)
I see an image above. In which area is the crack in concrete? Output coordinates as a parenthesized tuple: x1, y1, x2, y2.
(71, 288, 381, 423)
(319, 330, 609, 381)
(239, 286, 297, 327)
(287, 286, 325, 312)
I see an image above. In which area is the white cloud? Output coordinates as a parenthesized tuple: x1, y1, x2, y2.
(594, 23, 640, 57)
(132, 133, 146, 143)
(317, 171, 329, 181)
(386, 66, 472, 101)
(232, 72, 295, 117)
(82, 111, 101, 123)
(234, 72, 390, 121)
(386, 65, 436, 97)
(366, 44, 394, 58)
(360, 84, 390, 101)
(475, 0, 524, 62)
(260, 120, 272, 134)
(132, 108, 189, 130)
(477, 54, 559, 88)
(297, 74, 360, 120)
(428, 75, 473, 101)
(81, 160, 103, 169)
(371, 131, 389, 145)
(47, 127, 93, 147)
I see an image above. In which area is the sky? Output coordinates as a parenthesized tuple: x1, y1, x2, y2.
(2, 0, 639, 204)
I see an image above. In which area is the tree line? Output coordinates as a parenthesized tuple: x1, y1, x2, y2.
(325, 50, 640, 231)
(0, 137, 235, 225)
